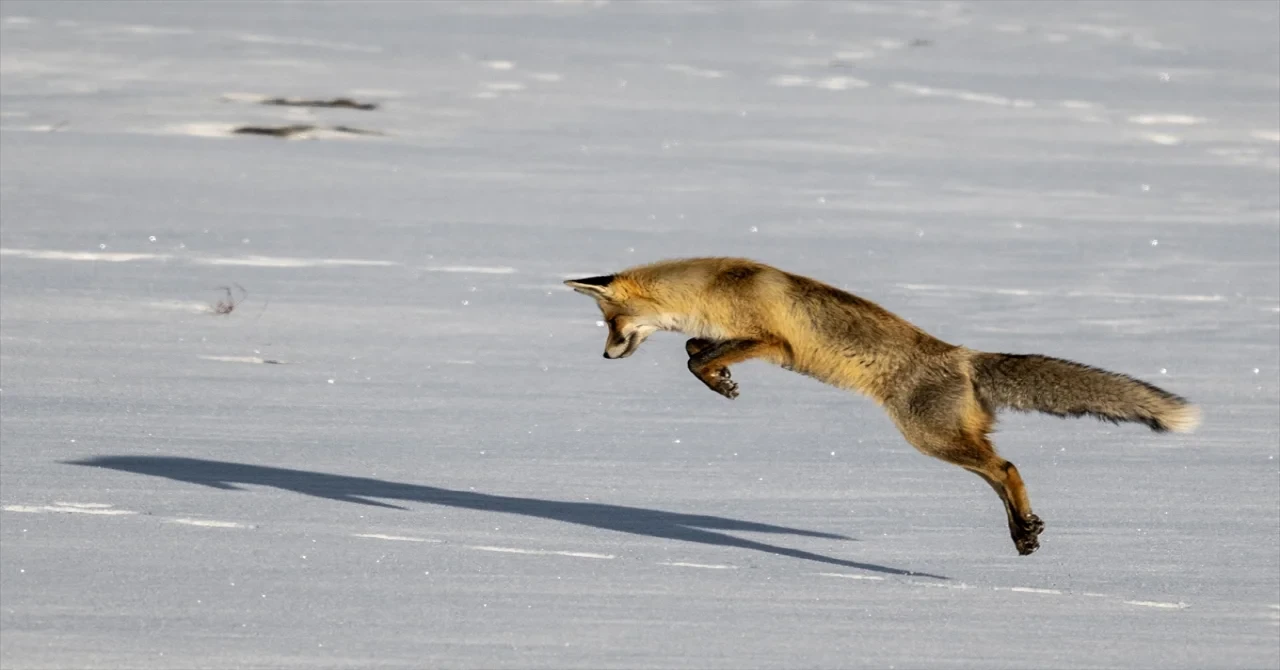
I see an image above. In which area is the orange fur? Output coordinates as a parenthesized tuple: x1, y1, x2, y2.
(566, 257, 1199, 555)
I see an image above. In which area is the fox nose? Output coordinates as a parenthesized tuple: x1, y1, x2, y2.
(602, 351, 614, 359)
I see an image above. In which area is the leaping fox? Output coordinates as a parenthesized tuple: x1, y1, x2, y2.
(565, 257, 1200, 555)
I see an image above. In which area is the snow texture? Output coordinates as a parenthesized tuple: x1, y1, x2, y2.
(1, 1, 1277, 668)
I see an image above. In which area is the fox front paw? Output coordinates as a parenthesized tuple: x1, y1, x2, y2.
(709, 368, 739, 399)
(692, 366, 739, 399)
(713, 376, 739, 400)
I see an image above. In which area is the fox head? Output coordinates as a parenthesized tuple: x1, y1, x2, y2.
(564, 273, 663, 359)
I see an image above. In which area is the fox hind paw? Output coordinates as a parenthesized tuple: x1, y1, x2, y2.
(1013, 514, 1044, 556)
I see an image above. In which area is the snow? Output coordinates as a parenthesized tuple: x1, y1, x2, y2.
(1, 1, 1277, 668)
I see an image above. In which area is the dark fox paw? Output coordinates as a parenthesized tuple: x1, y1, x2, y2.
(714, 379, 739, 400)
(708, 368, 738, 399)
(1012, 514, 1045, 556)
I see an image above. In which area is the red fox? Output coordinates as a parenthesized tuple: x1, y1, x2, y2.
(565, 257, 1200, 556)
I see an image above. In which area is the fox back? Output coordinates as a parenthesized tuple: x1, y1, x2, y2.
(565, 257, 954, 399)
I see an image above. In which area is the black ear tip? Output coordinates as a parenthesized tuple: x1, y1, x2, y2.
(568, 274, 615, 287)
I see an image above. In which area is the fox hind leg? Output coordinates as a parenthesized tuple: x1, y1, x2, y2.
(922, 434, 1043, 555)
(893, 385, 1045, 555)
(962, 453, 1044, 555)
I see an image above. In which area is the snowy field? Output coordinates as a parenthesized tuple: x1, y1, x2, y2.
(1, 1, 1277, 668)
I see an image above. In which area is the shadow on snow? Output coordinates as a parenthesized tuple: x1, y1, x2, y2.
(68, 455, 947, 579)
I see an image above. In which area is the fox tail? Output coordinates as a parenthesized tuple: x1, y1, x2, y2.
(970, 352, 1200, 433)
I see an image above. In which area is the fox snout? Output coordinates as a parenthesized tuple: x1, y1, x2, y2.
(603, 332, 639, 359)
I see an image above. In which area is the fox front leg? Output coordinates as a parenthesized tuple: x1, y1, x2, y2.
(686, 339, 735, 398)
(685, 338, 716, 357)
(688, 343, 740, 399)
(687, 339, 786, 400)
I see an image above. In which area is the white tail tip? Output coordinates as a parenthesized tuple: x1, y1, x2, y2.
(1164, 404, 1202, 433)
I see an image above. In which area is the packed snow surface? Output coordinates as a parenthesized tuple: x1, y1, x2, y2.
(2, 1, 1277, 668)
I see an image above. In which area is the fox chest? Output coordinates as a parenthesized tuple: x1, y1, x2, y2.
(658, 313, 733, 341)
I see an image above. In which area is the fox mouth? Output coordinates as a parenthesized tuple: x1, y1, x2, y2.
(604, 333, 640, 359)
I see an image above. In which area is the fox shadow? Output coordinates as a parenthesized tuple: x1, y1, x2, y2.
(67, 456, 945, 579)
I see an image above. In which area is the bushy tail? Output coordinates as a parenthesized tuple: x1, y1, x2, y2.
(971, 352, 1201, 433)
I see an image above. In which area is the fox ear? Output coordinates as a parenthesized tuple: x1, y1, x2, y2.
(564, 274, 616, 300)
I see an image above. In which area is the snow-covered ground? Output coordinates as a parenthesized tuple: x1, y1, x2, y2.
(1, 1, 1277, 668)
